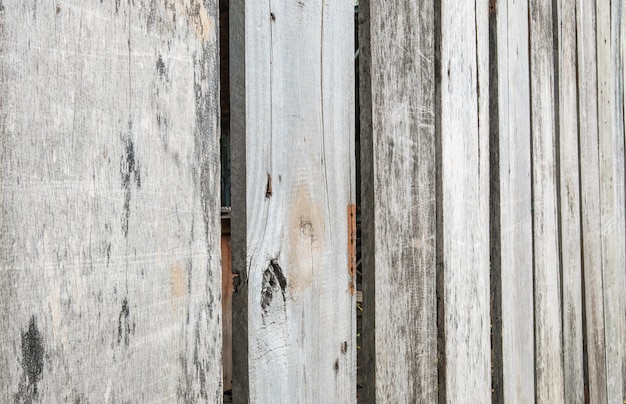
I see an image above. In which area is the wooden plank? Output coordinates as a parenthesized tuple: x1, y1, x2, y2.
(0, 1, 222, 402)
(528, 0, 565, 402)
(597, 0, 626, 401)
(556, 0, 585, 402)
(576, 0, 609, 402)
(439, 1, 491, 402)
(490, 0, 535, 401)
(360, 0, 437, 402)
(230, 1, 355, 402)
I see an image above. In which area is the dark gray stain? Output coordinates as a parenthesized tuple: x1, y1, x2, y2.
(120, 121, 141, 237)
(14, 316, 44, 403)
(156, 54, 168, 82)
(341, 341, 347, 354)
(0, 1, 4, 12)
(261, 259, 287, 313)
(192, 44, 219, 254)
(146, 0, 158, 30)
(333, 359, 339, 374)
(117, 297, 134, 346)
(115, 0, 120, 13)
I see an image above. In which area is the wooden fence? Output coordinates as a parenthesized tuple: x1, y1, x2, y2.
(0, 0, 624, 403)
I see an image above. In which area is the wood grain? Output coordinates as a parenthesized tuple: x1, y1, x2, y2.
(230, 1, 355, 402)
(361, 0, 437, 402)
(440, 1, 491, 402)
(0, 1, 222, 402)
(490, 0, 535, 401)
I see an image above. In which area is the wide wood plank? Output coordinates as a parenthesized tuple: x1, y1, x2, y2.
(361, 0, 437, 402)
(230, 1, 355, 402)
(0, 1, 222, 402)
(439, 1, 491, 402)
(490, 0, 535, 401)
(529, 0, 565, 401)
(597, 0, 626, 401)
(556, 0, 585, 402)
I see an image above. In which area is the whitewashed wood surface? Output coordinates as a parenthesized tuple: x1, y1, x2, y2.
(362, 0, 437, 402)
(492, 0, 535, 401)
(440, 1, 491, 402)
(0, 1, 222, 402)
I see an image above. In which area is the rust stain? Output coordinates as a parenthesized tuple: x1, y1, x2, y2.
(348, 204, 356, 296)
(489, 0, 497, 15)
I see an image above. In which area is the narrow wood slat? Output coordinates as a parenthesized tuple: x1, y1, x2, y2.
(491, 0, 536, 401)
(0, 1, 222, 402)
(556, 0, 585, 402)
(361, 0, 437, 402)
(440, 1, 491, 402)
(597, 0, 626, 401)
(529, 0, 565, 401)
(576, 0, 609, 402)
(231, 1, 355, 402)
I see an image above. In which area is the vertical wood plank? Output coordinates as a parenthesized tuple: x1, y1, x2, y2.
(0, 1, 222, 402)
(529, 0, 565, 401)
(440, 0, 491, 402)
(231, 1, 355, 402)
(597, 0, 626, 401)
(361, 0, 438, 402)
(490, 0, 535, 401)
(556, 0, 585, 402)
(576, 0, 609, 402)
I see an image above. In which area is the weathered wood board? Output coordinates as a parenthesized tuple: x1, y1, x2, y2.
(490, 0, 535, 401)
(556, 0, 585, 402)
(360, 0, 437, 402)
(577, 1, 609, 402)
(439, 1, 491, 402)
(230, 1, 355, 402)
(597, 0, 626, 401)
(0, 1, 222, 402)
(529, 0, 565, 401)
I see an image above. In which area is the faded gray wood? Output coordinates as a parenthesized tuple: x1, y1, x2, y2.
(556, 0, 585, 402)
(361, 0, 437, 402)
(0, 1, 222, 403)
(490, 0, 535, 401)
(230, 1, 355, 402)
(440, 1, 491, 402)
(529, 0, 565, 402)
(576, 0, 609, 402)
(597, 0, 626, 401)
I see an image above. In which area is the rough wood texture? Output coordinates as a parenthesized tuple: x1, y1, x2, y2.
(529, 0, 565, 401)
(576, 1, 609, 402)
(440, 1, 491, 402)
(231, 1, 355, 402)
(597, 0, 626, 401)
(361, 0, 437, 402)
(490, 0, 535, 401)
(556, 0, 585, 402)
(0, 1, 222, 402)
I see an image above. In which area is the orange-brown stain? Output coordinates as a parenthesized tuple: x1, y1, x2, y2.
(287, 184, 324, 295)
(348, 204, 357, 296)
(164, 0, 214, 43)
(170, 262, 186, 303)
